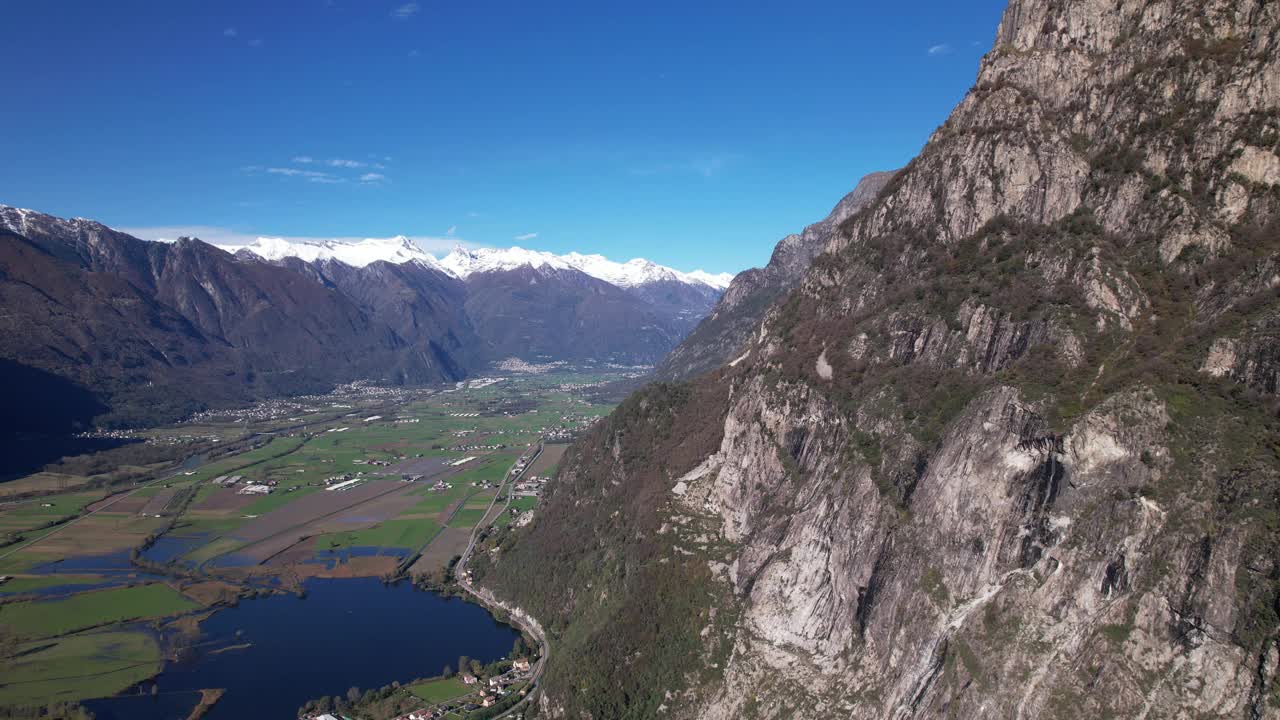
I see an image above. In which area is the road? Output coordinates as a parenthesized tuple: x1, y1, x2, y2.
(453, 442, 549, 719)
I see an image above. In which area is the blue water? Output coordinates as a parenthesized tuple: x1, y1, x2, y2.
(140, 535, 208, 564)
(29, 551, 168, 582)
(313, 546, 408, 565)
(85, 577, 519, 720)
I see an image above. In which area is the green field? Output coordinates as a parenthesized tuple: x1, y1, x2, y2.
(0, 368, 617, 710)
(407, 676, 471, 703)
(0, 631, 162, 705)
(0, 583, 198, 638)
(0, 575, 104, 595)
(316, 518, 442, 551)
(448, 508, 490, 528)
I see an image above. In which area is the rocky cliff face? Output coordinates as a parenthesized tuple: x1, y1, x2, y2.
(655, 170, 896, 381)
(476, 1, 1280, 718)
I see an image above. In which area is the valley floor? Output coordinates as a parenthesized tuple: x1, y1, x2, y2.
(0, 368, 620, 718)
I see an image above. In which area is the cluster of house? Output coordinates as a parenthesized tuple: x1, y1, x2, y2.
(325, 478, 365, 493)
(449, 412, 482, 418)
(429, 479, 454, 493)
(512, 474, 546, 498)
(210, 474, 274, 495)
(352, 459, 393, 467)
(452, 442, 507, 452)
(393, 658, 534, 720)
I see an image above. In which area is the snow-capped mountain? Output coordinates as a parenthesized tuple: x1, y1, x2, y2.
(439, 246, 733, 290)
(0, 203, 738, 420)
(216, 235, 734, 291)
(219, 236, 449, 272)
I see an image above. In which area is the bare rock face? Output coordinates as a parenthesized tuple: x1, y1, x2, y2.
(479, 1, 1280, 719)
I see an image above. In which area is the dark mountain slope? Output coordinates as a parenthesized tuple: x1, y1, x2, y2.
(462, 264, 691, 364)
(655, 169, 896, 380)
(476, 1, 1280, 718)
(0, 209, 471, 426)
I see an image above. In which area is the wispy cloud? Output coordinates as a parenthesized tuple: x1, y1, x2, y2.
(927, 43, 952, 56)
(248, 38, 264, 48)
(222, 27, 238, 38)
(242, 166, 346, 184)
(328, 158, 367, 168)
(292, 155, 314, 164)
(446, 225, 457, 236)
(121, 226, 485, 255)
(264, 167, 341, 182)
(513, 232, 538, 241)
(391, 3, 419, 19)
(358, 172, 386, 184)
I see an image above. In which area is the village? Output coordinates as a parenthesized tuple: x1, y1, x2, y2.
(299, 654, 534, 720)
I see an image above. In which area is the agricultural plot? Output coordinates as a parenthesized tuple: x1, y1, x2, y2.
(0, 367, 622, 711)
(314, 518, 442, 551)
(0, 631, 161, 706)
(408, 676, 470, 703)
(0, 583, 197, 638)
(528, 443, 569, 476)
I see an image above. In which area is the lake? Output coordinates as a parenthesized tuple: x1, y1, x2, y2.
(85, 577, 519, 720)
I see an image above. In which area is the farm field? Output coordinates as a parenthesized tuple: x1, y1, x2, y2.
(0, 631, 162, 706)
(0, 368, 622, 713)
(0, 583, 198, 638)
(408, 676, 470, 703)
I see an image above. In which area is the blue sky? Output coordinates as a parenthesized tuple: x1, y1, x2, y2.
(0, 1, 1006, 274)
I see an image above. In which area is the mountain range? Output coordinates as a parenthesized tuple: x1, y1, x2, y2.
(0, 206, 733, 428)
(474, 0, 1280, 718)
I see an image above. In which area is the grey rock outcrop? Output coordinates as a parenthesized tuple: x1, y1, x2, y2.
(478, 1, 1280, 718)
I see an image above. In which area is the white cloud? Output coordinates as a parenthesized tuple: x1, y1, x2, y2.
(391, 3, 419, 19)
(121, 226, 484, 255)
(359, 172, 387, 184)
(292, 155, 315, 164)
(328, 158, 367, 168)
(249, 38, 264, 48)
(408, 49, 420, 58)
(223, 27, 238, 38)
(513, 232, 538, 241)
(263, 167, 341, 181)
(928, 43, 952, 56)
(447, 225, 457, 236)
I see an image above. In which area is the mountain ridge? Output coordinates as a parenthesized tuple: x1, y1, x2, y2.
(0, 204, 727, 428)
(217, 234, 733, 290)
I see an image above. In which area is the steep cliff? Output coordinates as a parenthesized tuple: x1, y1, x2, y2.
(476, 1, 1280, 718)
(655, 170, 896, 381)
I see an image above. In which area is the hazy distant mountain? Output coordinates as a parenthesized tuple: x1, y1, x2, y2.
(227, 237, 735, 364)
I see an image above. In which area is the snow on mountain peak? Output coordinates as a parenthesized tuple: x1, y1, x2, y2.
(439, 246, 732, 290)
(215, 233, 733, 291)
(219, 235, 446, 271)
